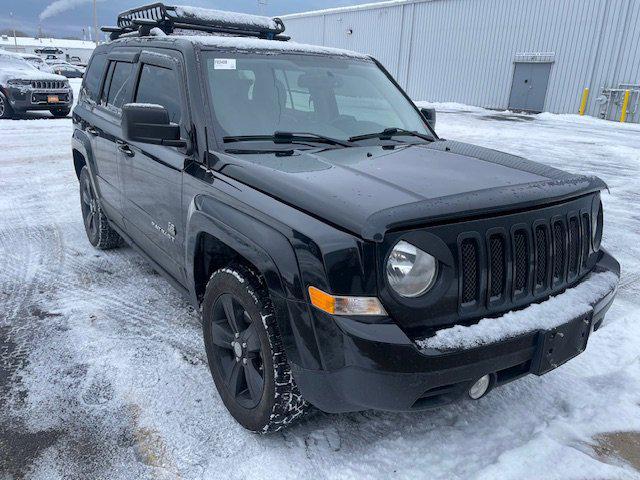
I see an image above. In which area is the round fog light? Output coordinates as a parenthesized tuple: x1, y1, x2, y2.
(469, 375, 491, 400)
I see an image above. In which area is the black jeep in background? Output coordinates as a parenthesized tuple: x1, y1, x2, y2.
(0, 50, 73, 119)
(71, 4, 619, 433)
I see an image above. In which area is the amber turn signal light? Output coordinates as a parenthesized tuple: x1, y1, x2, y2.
(308, 286, 387, 316)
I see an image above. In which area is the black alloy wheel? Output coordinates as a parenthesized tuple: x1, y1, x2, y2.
(202, 266, 310, 433)
(210, 293, 266, 409)
(78, 166, 122, 249)
(80, 170, 99, 241)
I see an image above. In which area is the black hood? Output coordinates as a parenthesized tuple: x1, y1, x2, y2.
(219, 140, 607, 241)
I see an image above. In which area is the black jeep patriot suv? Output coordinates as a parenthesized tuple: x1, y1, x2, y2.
(72, 4, 620, 433)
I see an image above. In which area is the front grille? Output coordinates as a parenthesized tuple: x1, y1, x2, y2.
(460, 239, 479, 304)
(456, 207, 591, 312)
(553, 222, 565, 281)
(489, 236, 505, 298)
(568, 217, 580, 276)
(581, 214, 590, 267)
(535, 226, 548, 287)
(513, 231, 529, 293)
(31, 80, 66, 90)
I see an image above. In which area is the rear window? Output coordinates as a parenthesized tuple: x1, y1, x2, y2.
(82, 53, 107, 102)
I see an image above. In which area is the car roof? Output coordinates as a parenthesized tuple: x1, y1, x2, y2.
(105, 34, 369, 60)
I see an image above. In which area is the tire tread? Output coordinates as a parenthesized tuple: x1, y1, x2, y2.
(204, 265, 311, 433)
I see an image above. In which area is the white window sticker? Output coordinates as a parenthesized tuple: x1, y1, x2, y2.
(214, 58, 236, 70)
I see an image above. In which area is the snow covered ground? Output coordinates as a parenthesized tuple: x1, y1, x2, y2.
(1, 83, 640, 479)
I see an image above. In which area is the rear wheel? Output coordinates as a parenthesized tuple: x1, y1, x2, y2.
(50, 107, 71, 118)
(0, 93, 13, 119)
(202, 265, 310, 433)
(79, 166, 122, 249)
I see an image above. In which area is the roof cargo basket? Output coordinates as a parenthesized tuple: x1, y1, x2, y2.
(102, 3, 287, 41)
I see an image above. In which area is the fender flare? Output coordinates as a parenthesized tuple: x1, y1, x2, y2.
(71, 130, 103, 199)
(185, 194, 322, 369)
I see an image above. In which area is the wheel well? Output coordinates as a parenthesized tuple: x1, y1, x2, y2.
(194, 232, 264, 302)
(72, 149, 86, 179)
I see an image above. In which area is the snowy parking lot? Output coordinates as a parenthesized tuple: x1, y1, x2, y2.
(1, 80, 640, 479)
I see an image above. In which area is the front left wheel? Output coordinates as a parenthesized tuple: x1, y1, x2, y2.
(0, 93, 13, 119)
(79, 166, 122, 249)
(202, 265, 310, 433)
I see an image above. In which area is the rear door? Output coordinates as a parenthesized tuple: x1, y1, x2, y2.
(77, 52, 113, 213)
(90, 50, 138, 220)
(119, 50, 188, 284)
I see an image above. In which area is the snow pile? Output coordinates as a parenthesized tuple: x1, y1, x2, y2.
(417, 271, 619, 351)
(415, 100, 487, 113)
(149, 27, 167, 37)
(174, 6, 281, 31)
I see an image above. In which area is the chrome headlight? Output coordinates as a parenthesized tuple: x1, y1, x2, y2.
(386, 240, 438, 298)
(592, 196, 603, 251)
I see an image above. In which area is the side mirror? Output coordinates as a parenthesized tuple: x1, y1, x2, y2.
(420, 107, 436, 130)
(122, 103, 185, 147)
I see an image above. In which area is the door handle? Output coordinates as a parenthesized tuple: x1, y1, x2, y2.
(117, 141, 135, 157)
(86, 126, 99, 136)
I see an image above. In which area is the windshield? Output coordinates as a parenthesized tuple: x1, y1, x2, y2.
(202, 53, 432, 145)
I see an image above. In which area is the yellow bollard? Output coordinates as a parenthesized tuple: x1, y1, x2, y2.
(579, 88, 589, 116)
(620, 90, 630, 123)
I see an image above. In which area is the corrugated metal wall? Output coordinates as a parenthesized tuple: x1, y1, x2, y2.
(283, 0, 640, 122)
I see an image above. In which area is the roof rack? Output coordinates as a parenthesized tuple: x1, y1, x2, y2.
(101, 3, 288, 41)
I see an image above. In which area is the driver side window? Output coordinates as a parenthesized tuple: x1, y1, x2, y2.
(134, 64, 182, 125)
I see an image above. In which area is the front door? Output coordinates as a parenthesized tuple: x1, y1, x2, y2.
(508, 62, 552, 113)
(119, 51, 187, 284)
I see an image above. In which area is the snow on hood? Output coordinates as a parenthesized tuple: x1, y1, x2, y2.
(417, 271, 619, 352)
(173, 5, 281, 32)
(0, 62, 67, 83)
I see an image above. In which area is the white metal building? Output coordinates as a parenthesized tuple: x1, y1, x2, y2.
(282, 0, 640, 122)
(0, 36, 96, 65)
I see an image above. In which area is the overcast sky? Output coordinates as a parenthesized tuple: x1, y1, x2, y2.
(2, 0, 386, 39)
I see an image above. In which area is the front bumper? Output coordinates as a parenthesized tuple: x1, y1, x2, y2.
(5, 86, 73, 111)
(291, 250, 620, 413)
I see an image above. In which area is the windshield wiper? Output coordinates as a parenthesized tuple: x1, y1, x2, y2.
(348, 128, 433, 143)
(224, 148, 296, 156)
(223, 131, 351, 148)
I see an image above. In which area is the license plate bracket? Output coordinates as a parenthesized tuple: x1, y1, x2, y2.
(532, 313, 592, 375)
